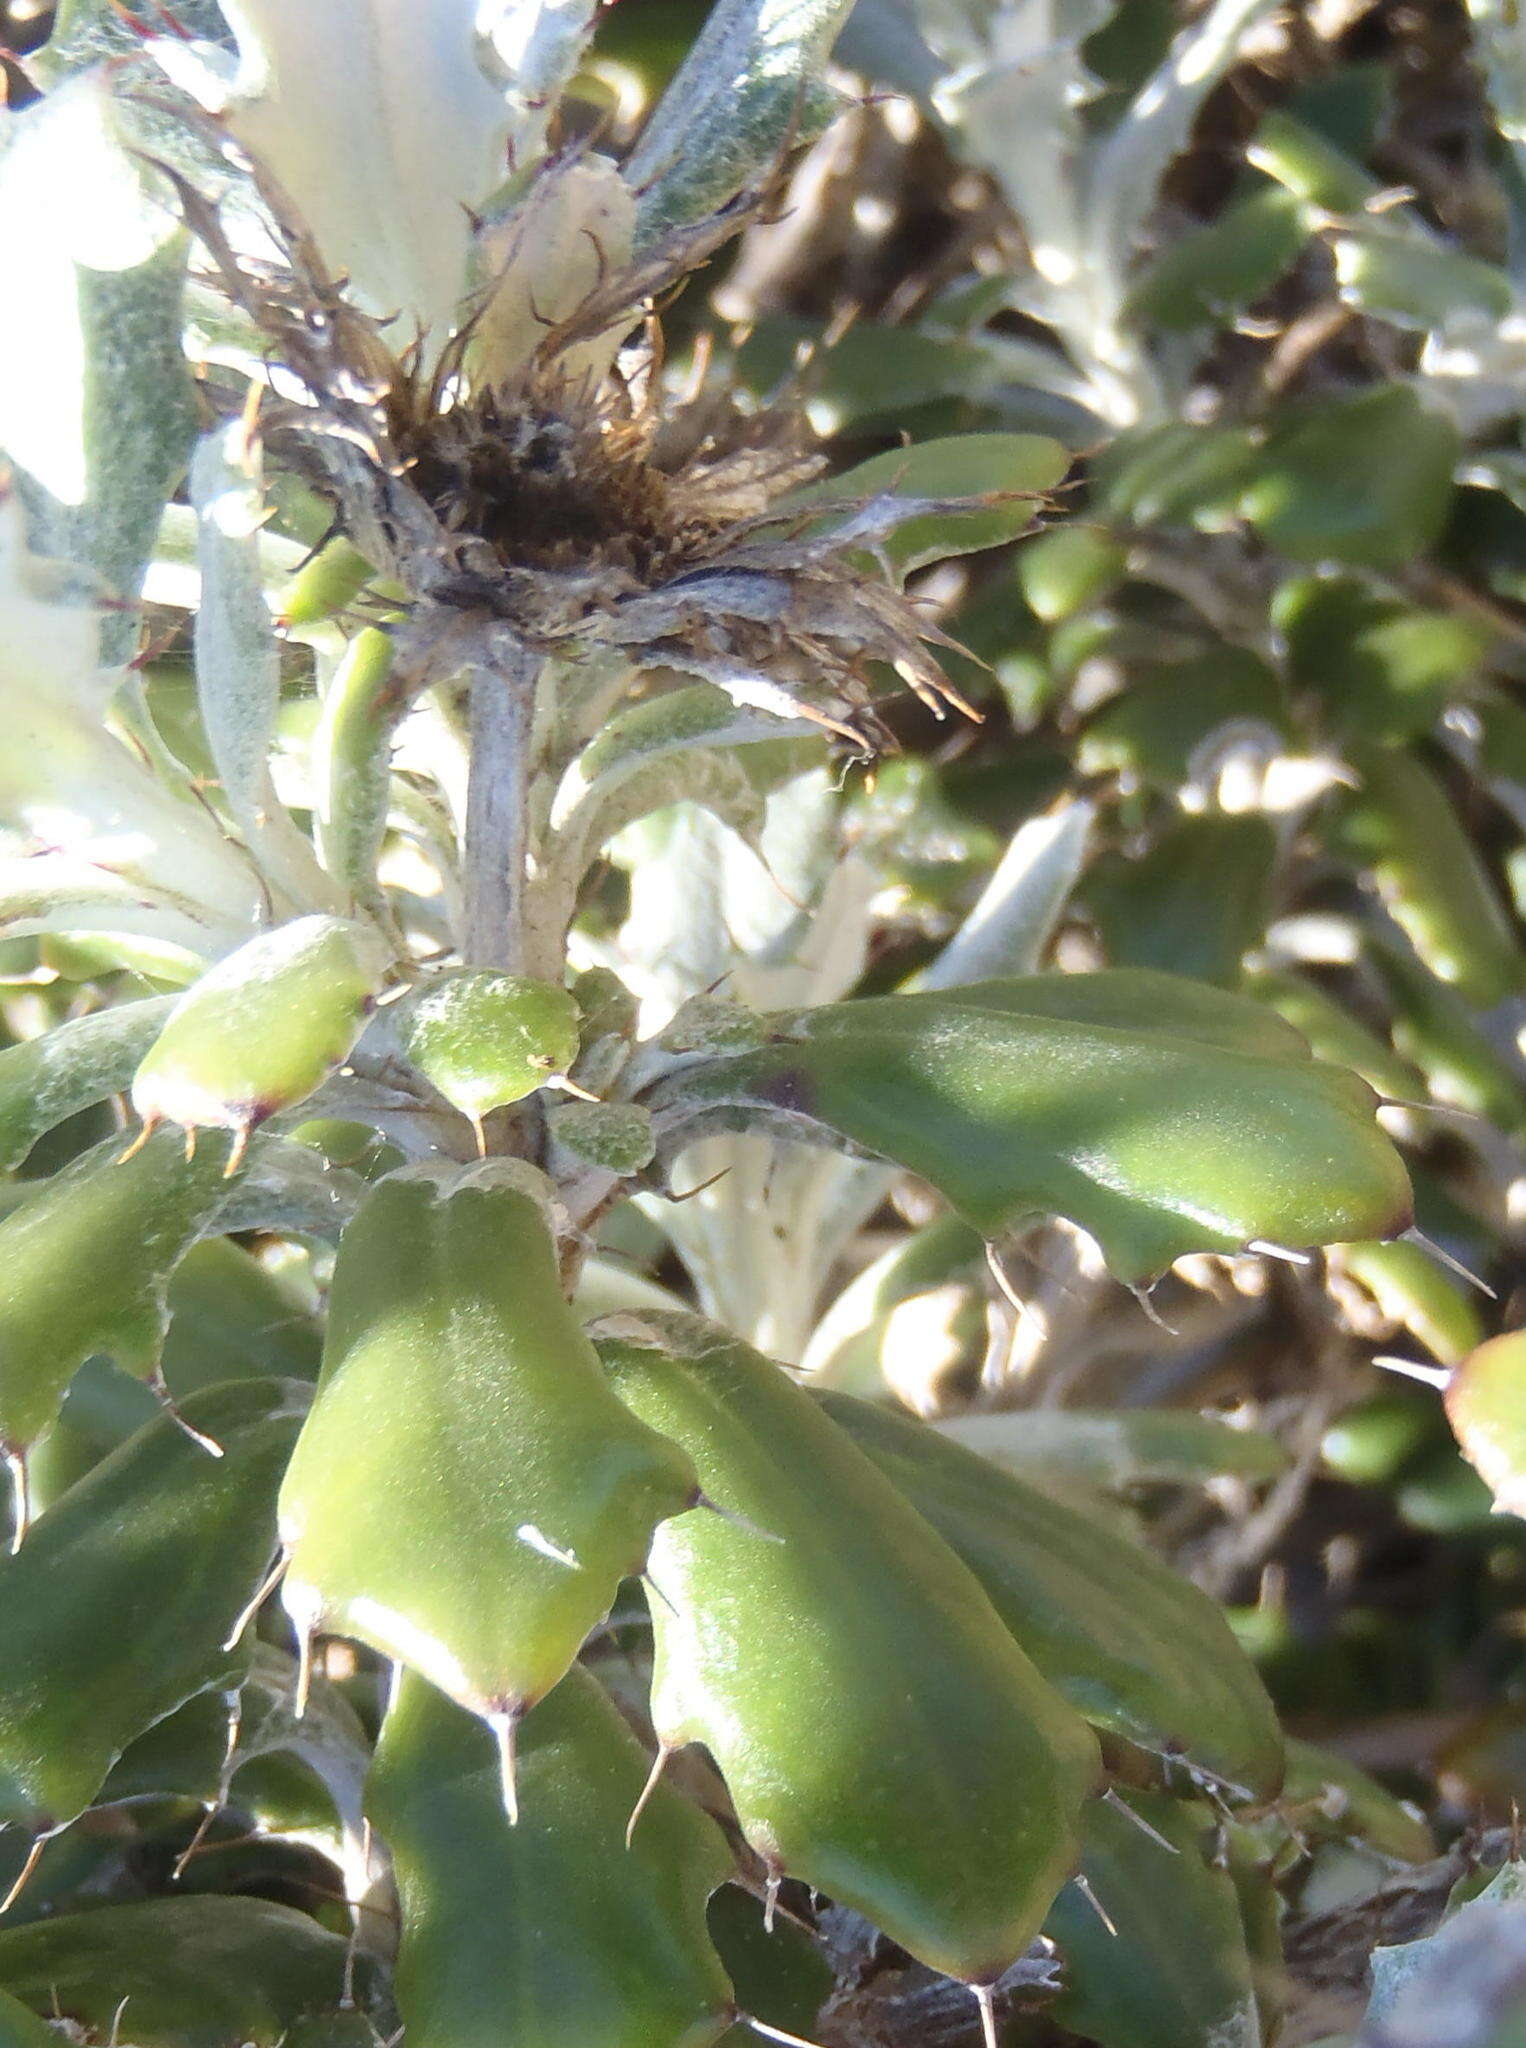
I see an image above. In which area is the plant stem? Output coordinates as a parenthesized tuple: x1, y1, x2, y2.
(463, 629, 540, 973)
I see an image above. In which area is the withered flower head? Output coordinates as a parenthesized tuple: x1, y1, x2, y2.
(174, 137, 982, 754)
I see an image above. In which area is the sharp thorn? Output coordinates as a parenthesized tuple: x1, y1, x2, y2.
(695, 1492, 786, 1545)
(488, 1710, 520, 1826)
(1402, 1226, 1497, 1300)
(1102, 1784, 1180, 1852)
(151, 1375, 224, 1457)
(625, 1743, 671, 1849)
(744, 2014, 827, 2048)
(115, 1117, 158, 1165)
(184, 1124, 199, 1165)
(223, 1549, 288, 1650)
(644, 1570, 678, 1617)
(0, 1834, 47, 1917)
(3, 1448, 29, 1554)
(763, 1869, 781, 1935)
(1128, 1284, 1179, 1336)
(971, 1981, 999, 2048)
(1073, 1871, 1118, 1936)
(1373, 1353, 1453, 1391)
(223, 1122, 252, 1179)
(1246, 1240, 1312, 1267)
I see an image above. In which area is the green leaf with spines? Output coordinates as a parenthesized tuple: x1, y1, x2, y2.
(0, 1896, 371, 2046)
(367, 1666, 735, 2048)
(597, 1311, 1101, 1986)
(0, 1128, 243, 1452)
(642, 970, 1413, 1284)
(0, 1378, 306, 1834)
(278, 1167, 699, 1743)
(817, 1389, 1285, 1798)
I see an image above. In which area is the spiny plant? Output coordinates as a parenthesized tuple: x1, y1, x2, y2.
(0, 2, 1490, 2046)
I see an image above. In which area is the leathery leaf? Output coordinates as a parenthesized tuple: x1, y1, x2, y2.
(643, 970, 1412, 1284)
(396, 970, 582, 1141)
(277, 1167, 698, 1799)
(1045, 1789, 1263, 2048)
(1443, 1328, 1526, 1517)
(131, 916, 389, 1163)
(597, 1311, 1101, 1989)
(0, 1895, 367, 2046)
(0, 996, 173, 1173)
(817, 1391, 1284, 1800)
(0, 1378, 305, 1837)
(368, 1667, 735, 2048)
(0, 1127, 238, 1456)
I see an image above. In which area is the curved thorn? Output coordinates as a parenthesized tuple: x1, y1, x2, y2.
(223, 1121, 252, 1180)
(223, 1548, 289, 1650)
(150, 1374, 224, 1458)
(1128, 1284, 1179, 1336)
(115, 1116, 159, 1165)
(744, 2018, 828, 2048)
(1246, 1240, 1312, 1267)
(625, 1742, 672, 1849)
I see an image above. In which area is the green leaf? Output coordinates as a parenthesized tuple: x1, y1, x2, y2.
(1276, 576, 1493, 744)
(1249, 107, 1383, 211)
(932, 1409, 1291, 1488)
(311, 627, 400, 923)
(643, 971, 1413, 1284)
(397, 971, 583, 1137)
(624, 0, 856, 241)
(277, 1168, 698, 1765)
(801, 433, 1069, 574)
(0, 1379, 305, 1834)
(1078, 651, 1288, 788)
(1126, 184, 1313, 331)
(1332, 219, 1513, 330)
(132, 916, 390, 1154)
(1335, 1239, 1484, 1368)
(597, 1311, 1100, 1985)
(0, 1896, 367, 2047)
(1370, 938, 1526, 1130)
(367, 1666, 735, 2048)
(1045, 1789, 1262, 2048)
(1445, 1328, 1526, 1517)
(189, 426, 347, 915)
(817, 1391, 1285, 1797)
(1084, 813, 1277, 987)
(1237, 388, 1460, 570)
(1017, 526, 1128, 621)
(0, 1129, 242, 1452)
(1336, 746, 1523, 1007)
(0, 996, 173, 1173)
(1282, 1736, 1434, 1864)
(1246, 968, 1422, 1102)
(1097, 423, 1260, 528)
(799, 1214, 985, 1391)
